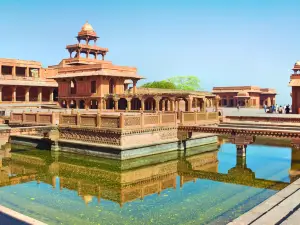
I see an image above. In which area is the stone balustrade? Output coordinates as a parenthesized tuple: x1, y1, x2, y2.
(10, 112, 55, 125)
(225, 116, 300, 123)
(179, 111, 219, 125)
(59, 112, 178, 129)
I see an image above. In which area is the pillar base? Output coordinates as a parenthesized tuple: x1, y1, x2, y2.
(236, 145, 247, 157)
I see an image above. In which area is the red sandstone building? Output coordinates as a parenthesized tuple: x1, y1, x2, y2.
(289, 61, 300, 113)
(212, 86, 276, 108)
(0, 22, 214, 111)
(0, 59, 58, 103)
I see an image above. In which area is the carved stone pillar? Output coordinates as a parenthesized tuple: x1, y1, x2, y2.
(12, 66, 16, 77)
(140, 98, 145, 111)
(267, 97, 271, 106)
(25, 87, 30, 102)
(25, 67, 29, 77)
(133, 80, 137, 95)
(126, 98, 132, 110)
(103, 99, 107, 110)
(98, 98, 103, 110)
(236, 145, 247, 157)
(154, 97, 161, 111)
(12, 86, 16, 102)
(49, 88, 54, 102)
(0, 86, 2, 102)
(114, 98, 119, 110)
(38, 87, 42, 102)
(170, 99, 175, 111)
(187, 97, 193, 112)
(0, 64, 2, 76)
(202, 98, 206, 112)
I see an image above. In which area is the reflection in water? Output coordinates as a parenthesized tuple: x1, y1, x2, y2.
(0, 141, 299, 225)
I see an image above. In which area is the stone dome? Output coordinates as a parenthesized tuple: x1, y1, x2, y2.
(237, 91, 249, 97)
(81, 22, 94, 32)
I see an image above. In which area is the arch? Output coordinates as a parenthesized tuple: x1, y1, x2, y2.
(16, 87, 26, 102)
(2, 86, 13, 102)
(131, 98, 141, 110)
(144, 97, 156, 110)
(79, 100, 85, 109)
(69, 100, 77, 109)
(71, 79, 77, 94)
(60, 100, 67, 108)
(106, 98, 114, 109)
(109, 79, 115, 94)
(118, 98, 127, 110)
(159, 97, 172, 111)
(29, 87, 38, 101)
(90, 99, 98, 109)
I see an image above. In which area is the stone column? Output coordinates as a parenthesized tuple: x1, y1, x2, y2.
(126, 98, 132, 110)
(154, 97, 161, 111)
(114, 98, 119, 110)
(12, 66, 16, 77)
(141, 98, 145, 111)
(133, 80, 137, 95)
(25, 67, 29, 77)
(12, 86, 16, 102)
(0, 86, 2, 103)
(0, 64, 2, 76)
(187, 97, 193, 112)
(49, 88, 54, 102)
(38, 87, 42, 102)
(203, 98, 207, 112)
(25, 87, 30, 102)
(236, 145, 247, 157)
(98, 98, 103, 110)
(170, 99, 175, 111)
(267, 97, 271, 106)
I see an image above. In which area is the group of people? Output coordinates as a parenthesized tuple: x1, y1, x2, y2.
(263, 104, 291, 114)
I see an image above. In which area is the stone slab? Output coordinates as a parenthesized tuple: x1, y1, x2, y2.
(0, 205, 46, 225)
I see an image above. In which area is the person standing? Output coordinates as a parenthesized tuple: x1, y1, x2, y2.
(237, 103, 240, 111)
(263, 104, 267, 113)
(275, 104, 278, 113)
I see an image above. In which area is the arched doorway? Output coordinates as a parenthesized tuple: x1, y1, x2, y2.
(61, 100, 67, 108)
(69, 100, 77, 109)
(159, 98, 171, 111)
(144, 97, 156, 110)
(90, 100, 98, 109)
(16, 87, 25, 102)
(118, 98, 127, 110)
(131, 98, 141, 110)
(106, 98, 114, 109)
(79, 100, 85, 109)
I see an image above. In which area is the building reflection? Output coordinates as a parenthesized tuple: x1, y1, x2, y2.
(0, 141, 299, 206)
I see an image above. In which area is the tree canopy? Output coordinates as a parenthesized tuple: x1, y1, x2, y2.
(141, 80, 176, 89)
(167, 75, 201, 91)
(140, 75, 200, 91)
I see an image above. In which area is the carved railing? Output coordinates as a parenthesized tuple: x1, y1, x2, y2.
(225, 116, 300, 124)
(10, 112, 54, 125)
(180, 112, 219, 125)
(59, 112, 177, 129)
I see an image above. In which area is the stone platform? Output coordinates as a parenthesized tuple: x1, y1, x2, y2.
(229, 178, 300, 225)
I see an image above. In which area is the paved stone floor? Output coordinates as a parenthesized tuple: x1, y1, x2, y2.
(229, 178, 300, 225)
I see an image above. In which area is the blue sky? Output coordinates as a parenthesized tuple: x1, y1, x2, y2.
(0, 0, 299, 104)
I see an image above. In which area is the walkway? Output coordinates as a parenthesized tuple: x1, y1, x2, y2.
(229, 178, 300, 225)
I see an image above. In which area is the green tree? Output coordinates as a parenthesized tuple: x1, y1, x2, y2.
(167, 75, 201, 91)
(141, 80, 176, 89)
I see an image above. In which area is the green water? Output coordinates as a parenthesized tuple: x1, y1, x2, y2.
(0, 142, 295, 225)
